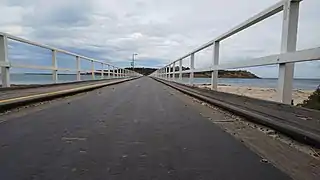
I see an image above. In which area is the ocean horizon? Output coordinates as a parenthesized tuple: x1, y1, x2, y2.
(0, 74, 319, 90)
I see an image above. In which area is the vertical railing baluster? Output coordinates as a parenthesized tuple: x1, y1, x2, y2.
(101, 63, 104, 79)
(0, 34, 10, 87)
(211, 42, 220, 90)
(179, 59, 182, 82)
(76, 56, 81, 81)
(168, 64, 171, 81)
(165, 67, 167, 80)
(108, 65, 111, 79)
(172, 62, 176, 82)
(277, 0, 300, 104)
(113, 66, 115, 78)
(52, 50, 58, 83)
(91, 61, 95, 80)
(170, 65, 172, 81)
(190, 54, 195, 85)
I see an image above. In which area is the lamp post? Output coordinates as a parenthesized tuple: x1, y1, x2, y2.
(132, 53, 138, 72)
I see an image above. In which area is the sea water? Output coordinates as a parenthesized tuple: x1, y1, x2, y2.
(0, 74, 319, 90)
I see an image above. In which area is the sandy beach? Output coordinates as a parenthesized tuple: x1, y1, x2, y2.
(198, 84, 314, 105)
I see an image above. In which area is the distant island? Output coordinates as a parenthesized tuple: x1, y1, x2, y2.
(192, 70, 259, 78)
(126, 67, 259, 78)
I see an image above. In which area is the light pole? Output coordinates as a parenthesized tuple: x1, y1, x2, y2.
(132, 53, 138, 72)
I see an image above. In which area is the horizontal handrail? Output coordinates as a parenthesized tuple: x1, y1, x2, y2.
(166, 47, 320, 74)
(171, 0, 286, 64)
(0, 32, 116, 67)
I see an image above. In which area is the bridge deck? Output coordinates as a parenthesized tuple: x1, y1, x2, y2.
(0, 77, 291, 179)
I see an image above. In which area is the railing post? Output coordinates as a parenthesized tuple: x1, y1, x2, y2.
(76, 56, 81, 81)
(190, 53, 195, 85)
(179, 59, 182, 82)
(168, 64, 171, 81)
(165, 67, 167, 80)
(101, 63, 104, 79)
(172, 62, 176, 81)
(160, 69, 162, 79)
(0, 35, 10, 87)
(108, 65, 111, 79)
(277, 0, 300, 104)
(211, 42, 220, 90)
(52, 50, 58, 83)
(91, 61, 95, 80)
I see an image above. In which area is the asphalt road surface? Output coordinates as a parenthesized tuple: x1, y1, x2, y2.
(0, 77, 291, 180)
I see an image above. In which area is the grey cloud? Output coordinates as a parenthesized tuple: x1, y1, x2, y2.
(1, 0, 31, 7)
(23, 1, 92, 28)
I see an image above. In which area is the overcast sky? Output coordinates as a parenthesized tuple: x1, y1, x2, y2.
(0, 0, 319, 78)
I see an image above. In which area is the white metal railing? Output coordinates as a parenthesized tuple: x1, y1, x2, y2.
(151, 0, 320, 105)
(0, 32, 140, 87)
